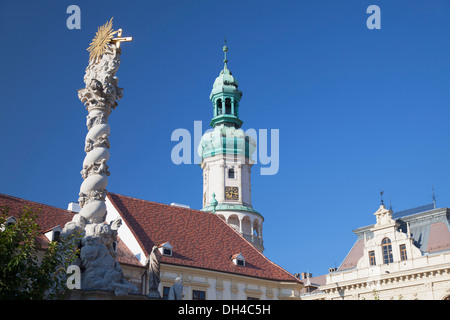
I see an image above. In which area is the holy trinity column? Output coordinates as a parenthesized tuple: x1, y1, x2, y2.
(62, 18, 137, 296)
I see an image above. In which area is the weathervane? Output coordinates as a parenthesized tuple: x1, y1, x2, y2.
(380, 190, 384, 206)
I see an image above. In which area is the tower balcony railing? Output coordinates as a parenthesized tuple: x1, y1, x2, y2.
(241, 233, 263, 246)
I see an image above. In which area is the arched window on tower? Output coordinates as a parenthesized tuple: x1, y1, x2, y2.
(228, 168, 235, 179)
(381, 237, 393, 264)
(217, 99, 222, 116)
(225, 98, 232, 114)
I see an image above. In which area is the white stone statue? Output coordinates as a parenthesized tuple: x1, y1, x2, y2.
(168, 277, 183, 300)
(147, 245, 161, 298)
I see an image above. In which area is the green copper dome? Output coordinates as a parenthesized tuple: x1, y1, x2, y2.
(210, 67, 242, 99)
(198, 125, 256, 160)
(209, 43, 243, 129)
(199, 42, 256, 161)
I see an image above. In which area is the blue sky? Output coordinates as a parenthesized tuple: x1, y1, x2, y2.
(1, 0, 449, 277)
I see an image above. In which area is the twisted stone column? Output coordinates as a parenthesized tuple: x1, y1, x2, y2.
(77, 44, 119, 225)
(63, 43, 137, 295)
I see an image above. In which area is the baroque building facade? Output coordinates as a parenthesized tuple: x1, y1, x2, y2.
(301, 203, 450, 300)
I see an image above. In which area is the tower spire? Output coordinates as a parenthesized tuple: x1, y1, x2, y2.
(432, 185, 437, 209)
(223, 37, 228, 70)
(199, 42, 263, 252)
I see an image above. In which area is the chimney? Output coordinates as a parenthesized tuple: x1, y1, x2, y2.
(170, 203, 190, 209)
(67, 202, 81, 212)
(300, 272, 312, 280)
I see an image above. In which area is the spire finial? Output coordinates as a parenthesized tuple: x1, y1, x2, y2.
(380, 190, 384, 206)
(432, 185, 437, 209)
(223, 37, 228, 70)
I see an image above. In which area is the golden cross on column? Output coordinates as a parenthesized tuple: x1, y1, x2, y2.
(111, 29, 133, 48)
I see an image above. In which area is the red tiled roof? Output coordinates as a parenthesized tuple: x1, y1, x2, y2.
(0, 193, 75, 232)
(107, 192, 301, 283)
(426, 222, 450, 253)
(0, 193, 77, 250)
(0, 193, 144, 267)
(0, 193, 301, 283)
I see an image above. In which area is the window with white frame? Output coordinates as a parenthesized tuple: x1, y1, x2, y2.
(381, 237, 393, 264)
(400, 244, 407, 261)
(369, 250, 376, 266)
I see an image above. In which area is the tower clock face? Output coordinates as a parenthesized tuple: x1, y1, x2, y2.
(225, 186, 239, 201)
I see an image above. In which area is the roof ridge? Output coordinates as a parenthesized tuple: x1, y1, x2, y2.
(107, 192, 203, 214)
(0, 193, 69, 213)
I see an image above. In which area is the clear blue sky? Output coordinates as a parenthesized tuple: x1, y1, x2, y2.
(1, 0, 449, 277)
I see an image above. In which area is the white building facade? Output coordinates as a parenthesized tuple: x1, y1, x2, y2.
(301, 204, 450, 300)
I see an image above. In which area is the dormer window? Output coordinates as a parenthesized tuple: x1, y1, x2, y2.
(44, 225, 63, 242)
(5, 216, 16, 228)
(6, 216, 16, 227)
(0, 216, 16, 232)
(231, 253, 245, 267)
(53, 230, 61, 242)
(158, 242, 173, 257)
